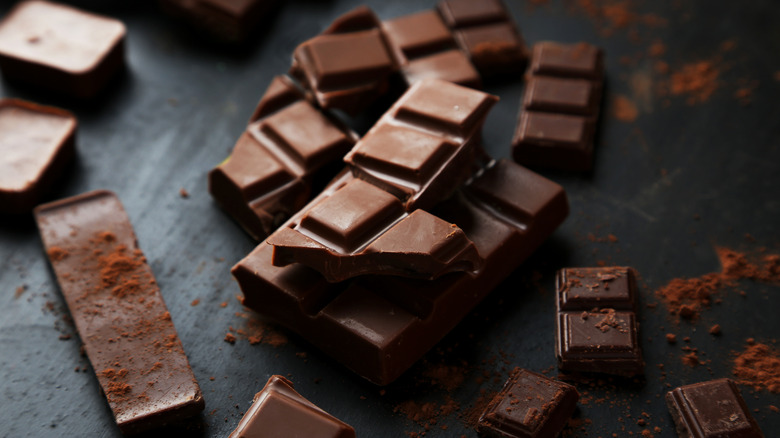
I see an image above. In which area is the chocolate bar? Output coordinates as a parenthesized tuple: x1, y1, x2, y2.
(290, 6, 399, 115)
(344, 78, 497, 210)
(35, 191, 204, 434)
(268, 178, 483, 282)
(0, 1, 125, 98)
(477, 368, 579, 438)
(229, 375, 355, 438)
(209, 75, 357, 240)
(159, 0, 277, 43)
(666, 379, 764, 438)
(233, 159, 568, 385)
(0, 99, 76, 214)
(382, 10, 480, 89)
(513, 42, 604, 171)
(555, 267, 644, 376)
(437, 0, 528, 76)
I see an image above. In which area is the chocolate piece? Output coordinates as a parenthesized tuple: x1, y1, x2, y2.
(0, 1, 125, 98)
(268, 178, 483, 282)
(209, 75, 356, 240)
(230, 375, 355, 438)
(555, 267, 644, 376)
(344, 78, 497, 210)
(233, 159, 568, 384)
(666, 379, 764, 438)
(382, 10, 480, 89)
(477, 368, 579, 438)
(438, 0, 528, 76)
(35, 191, 204, 434)
(0, 99, 76, 214)
(159, 0, 277, 43)
(513, 41, 604, 171)
(291, 7, 398, 115)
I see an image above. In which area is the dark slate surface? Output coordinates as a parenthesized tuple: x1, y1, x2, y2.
(1, 1, 778, 437)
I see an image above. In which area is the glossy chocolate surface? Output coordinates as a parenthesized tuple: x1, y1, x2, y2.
(478, 368, 579, 438)
(666, 379, 764, 438)
(233, 159, 568, 385)
(438, 0, 527, 75)
(529, 41, 604, 80)
(268, 178, 483, 282)
(556, 267, 644, 376)
(513, 106, 596, 172)
(0, 99, 76, 214)
(291, 6, 398, 114)
(523, 76, 600, 116)
(0, 0, 125, 98)
(229, 375, 355, 438)
(345, 78, 496, 210)
(208, 75, 356, 240)
(34, 191, 204, 434)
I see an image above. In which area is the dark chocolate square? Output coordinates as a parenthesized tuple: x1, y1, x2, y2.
(530, 41, 604, 80)
(402, 49, 481, 93)
(437, 0, 508, 28)
(523, 76, 599, 116)
(666, 379, 764, 438)
(455, 22, 527, 74)
(383, 10, 454, 59)
(477, 368, 579, 438)
(557, 267, 637, 311)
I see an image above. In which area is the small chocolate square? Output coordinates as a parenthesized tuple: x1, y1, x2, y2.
(437, 0, 508, 28)
(557, 267, 637, 311)
(383, 10, 455, 60)
(523, 76, 600, 116)
(530, 41, 604, 81)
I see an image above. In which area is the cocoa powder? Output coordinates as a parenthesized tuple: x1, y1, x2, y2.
(732, 342, 780, 393)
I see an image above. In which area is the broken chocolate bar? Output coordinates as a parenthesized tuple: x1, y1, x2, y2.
(209, 75, 357, 240)
(513, 42, 604, 171)
(344, 78, 497, 210)
(290, 6, 399, 115)
(478, 368, 579, 438)
(35, 191, 204, 434)
(0, 98, 76, 214)
(382, 10, 480, 89)
(159, 0, 277, 43)
(555, 267, 644, 376)
(437, 0, 528, 76)
(229, 375, 355, 438)
(0, 0, 126, 98)
(233, 159, 568, 385)
(268, 178, 483, 282)
(666, 379, 764, 438)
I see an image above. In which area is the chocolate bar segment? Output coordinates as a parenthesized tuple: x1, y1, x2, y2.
(229, 375, 355, 438)
(666, 379, 764, 438)
(291, 7, 398, 115)
(555, 267, 644, 376)
(233, 159, 568, 384)
(438, 0, 528, 76)
(35, 191, 204, 434)
(159, 0, 277, 43)
(477, 368, 579, 438)
(382, 10, 480, 89)
(268, 179, 483, 282)
(0, 0, 125, 98)
(513, 41, 604, 171)
(209, 75, 356, 240)
(344, 79, 498, 210)
(0, 99, 76, 214)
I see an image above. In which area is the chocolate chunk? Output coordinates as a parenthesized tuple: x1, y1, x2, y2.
(229, 375, 355, 438)
(478, 368, 579, 438)
(0, 1, 126, 98)
(233, 159, 568, 384)
(291, 7, 399, 115)
(159, 0, 277, 43)
(0, 99, 76, 214)
(344, 78, 497, 210)
(382, 10, 480, 89)
(268, 178, 483, 282)
(513, 41, 604, 171)
(666, 379, 764, 438)
(209, 75, 356, 240)
(35, 191, 204, 434)
(555, 267, 644, 376)
(438, 0, 528, 76)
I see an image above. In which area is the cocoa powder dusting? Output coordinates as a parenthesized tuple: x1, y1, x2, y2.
(732, 342, 780, 393)
(612, 95, 639, 122)
(668, 61, 720, 105)
(655, 246, 780, 319)
(47, 246, 69, 261)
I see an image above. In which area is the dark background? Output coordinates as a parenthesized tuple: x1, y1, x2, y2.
(1, 0, 778, 436)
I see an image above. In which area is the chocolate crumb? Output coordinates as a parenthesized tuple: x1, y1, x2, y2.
(709, 324, 721, 335)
